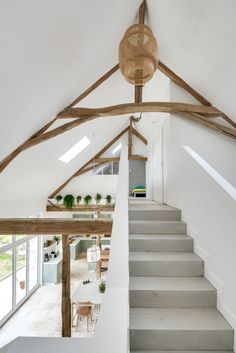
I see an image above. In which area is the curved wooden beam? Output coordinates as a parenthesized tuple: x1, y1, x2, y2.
(58, 102, 221, 119)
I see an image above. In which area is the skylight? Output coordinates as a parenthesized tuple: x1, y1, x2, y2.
(112, 142, 122, 155)
(59, 136, 91, 163)
(183, 145, 236, 201)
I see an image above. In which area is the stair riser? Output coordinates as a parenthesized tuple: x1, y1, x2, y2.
(129, 239, 193, 252)
(129, 260, 204, 277)
(130, 290, 216, 308)
(129, 210, 181, 221)
(130, 330, 234, 350)
(129, 222, 187, 234)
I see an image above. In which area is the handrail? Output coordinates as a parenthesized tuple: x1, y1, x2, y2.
(2, 142, 130, 353)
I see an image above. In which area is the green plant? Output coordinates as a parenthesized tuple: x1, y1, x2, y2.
(98, 280, 106, 293)
(53, 236, 61, 244)
(55, 195, 62, 204)
(95, 193, 102, 204)
(63, 194, 75, 209)
(76, 195, 82, 204)
(105, 194, 112, 205)
(84, 195, 92, 205)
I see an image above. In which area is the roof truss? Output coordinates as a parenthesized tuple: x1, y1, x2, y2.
(0, 0, 235, 177)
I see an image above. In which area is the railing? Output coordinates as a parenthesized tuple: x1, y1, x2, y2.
(2, 143, 129, 353)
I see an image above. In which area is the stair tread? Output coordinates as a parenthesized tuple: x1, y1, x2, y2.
(130, 351, 233, 353)
(129, 220, 186, 224)
(130, 276, 216, 291)
(129, 234, 191, 240)
(130, 308, 232, 331)
(129, 204, 179, 211)
(130, 252, 202, 261)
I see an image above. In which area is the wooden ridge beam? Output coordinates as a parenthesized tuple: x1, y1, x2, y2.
(58, 102, 221, 119)
(132, 126, 148, 145)
(48, 126, 129, 198)
(178, 112, 236, 140)
(0, 219, 113, 235)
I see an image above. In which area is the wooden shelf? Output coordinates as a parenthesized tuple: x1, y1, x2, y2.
(46, 204, 115, 212)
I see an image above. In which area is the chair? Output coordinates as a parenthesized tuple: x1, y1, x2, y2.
(91, 303, 101, 331)
(75, 301, 93, 332)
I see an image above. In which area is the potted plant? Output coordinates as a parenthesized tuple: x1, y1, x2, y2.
(53, 236, 60, 244)
(55, 195, 63, 205)
(63, 194, 75, 209)
(76, 195, 82, 204)
(98, 280, 106, 293)
(95, 193, 102, 204)
(105, 195, 112, 206)
(84, 195, 92, 206)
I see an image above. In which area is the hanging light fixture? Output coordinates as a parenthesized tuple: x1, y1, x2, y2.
(119, 24, 158, 86)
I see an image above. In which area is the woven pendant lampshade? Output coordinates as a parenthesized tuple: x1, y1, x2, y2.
(119, 24, 158, 86)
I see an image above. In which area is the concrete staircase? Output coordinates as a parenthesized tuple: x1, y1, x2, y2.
(129, 201, 234, 353)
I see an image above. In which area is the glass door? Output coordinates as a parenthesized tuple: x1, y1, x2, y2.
(0, 249, 13, 321)
(29, 237, 38, 291)
(16, 242, 27, 304)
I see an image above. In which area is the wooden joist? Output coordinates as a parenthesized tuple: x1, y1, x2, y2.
(0, 219, 113, 235)
(58, 102, 221, 119)
(46, 204, 115, 212)
(94, 157, 120, 163)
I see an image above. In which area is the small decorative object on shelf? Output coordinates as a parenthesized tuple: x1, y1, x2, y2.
(55, 195, 63, 205)
(105, 195, 112, 206)
(63, 194, 75, 209)
(76, 195, 82, 204)
(95, 193, 102, 204)
(19, 280, 25, 290)
(84, 194, 92, 206)
(82, 279, 91, 285)
(98, 280, 106, 293)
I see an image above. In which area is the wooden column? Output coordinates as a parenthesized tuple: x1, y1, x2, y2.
(61, 234, 71, 337)
(128, 116, 133, 158)
(96, 235, 101, 278)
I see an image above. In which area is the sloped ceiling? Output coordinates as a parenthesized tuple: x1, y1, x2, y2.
(0, 0, 235, 204)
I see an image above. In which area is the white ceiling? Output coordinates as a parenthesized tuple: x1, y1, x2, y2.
(0, 0, 235, 204)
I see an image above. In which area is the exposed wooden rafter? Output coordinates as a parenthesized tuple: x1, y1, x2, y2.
(48, 126, 129, 198)
(128, 117, 133, 157)
(58, 102, 221, 119)
(0, 64, 119, 175)
(179, 112, 236, 140)
(132, 126, 148, 145)
(158, 61, 236, 129)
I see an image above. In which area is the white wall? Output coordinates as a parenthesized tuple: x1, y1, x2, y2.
(163, 107, 236, 346)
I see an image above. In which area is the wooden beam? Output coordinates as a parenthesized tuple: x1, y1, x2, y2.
(128, 117, 133, 157)
(58, 102, 221, 119)
(158, 61, 212, 106)
(61, 234, 71, 337)
(132, 126, 148, 145)
(64, 64, 119, 109)
(0, 64, 119, 175)
(0, 116, 57, 174)
(178, 112, 236, 140)
(46, 204, 115, 212)
(129, 155, 148, 161)
(138, 0, 146, 24)
(135, 85, 143, 103)
(0, 219, 113, 235)
(48, 126, 129, 198)
(94, 157, 120, 163)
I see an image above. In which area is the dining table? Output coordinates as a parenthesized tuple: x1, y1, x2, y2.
(71, 279, 104, 305)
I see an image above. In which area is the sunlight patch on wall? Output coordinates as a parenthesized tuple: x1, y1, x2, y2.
(183, 145, 236, 201)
